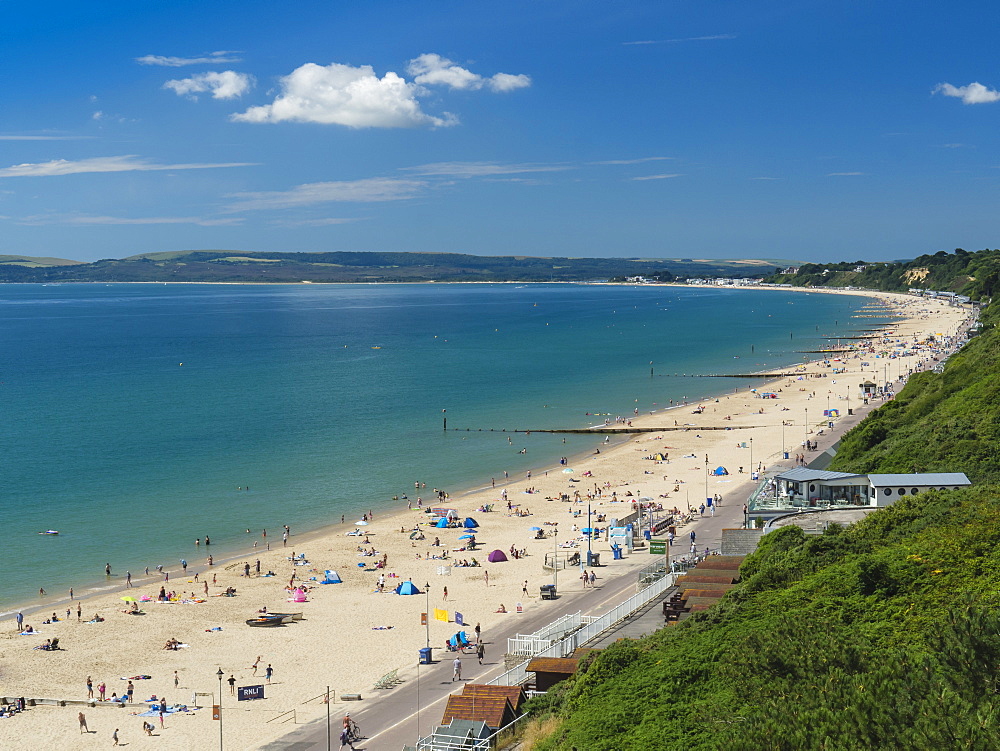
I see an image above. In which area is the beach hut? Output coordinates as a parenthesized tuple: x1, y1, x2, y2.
(712, 466, 729, 476)
(395, 580, 422, 595)
(487, 550, 508, 563)
(463, 517, 479, 528)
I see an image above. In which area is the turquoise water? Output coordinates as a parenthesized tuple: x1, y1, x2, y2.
(0, 283, 873, 609)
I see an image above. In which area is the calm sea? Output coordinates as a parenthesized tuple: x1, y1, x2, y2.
(0, 283, 874, 608)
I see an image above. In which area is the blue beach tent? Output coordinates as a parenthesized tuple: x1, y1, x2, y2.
(321, 570, 342, 584)
(435, 518, 450, 528)
(463, 517, 479, 528)
(395, 580, 422, 596)
(712, 466, 729, 476)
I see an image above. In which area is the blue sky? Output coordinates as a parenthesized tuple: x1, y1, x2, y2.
(2, 1, 999, 263)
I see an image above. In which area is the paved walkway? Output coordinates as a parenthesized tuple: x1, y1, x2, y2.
(260, 395, 884, 751)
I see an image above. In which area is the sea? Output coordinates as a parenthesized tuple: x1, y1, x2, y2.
(0, 282, 879, 610)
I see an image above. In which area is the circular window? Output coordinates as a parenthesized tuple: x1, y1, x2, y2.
(911, 488, 919, 495)
(883, 488, 892, 496)
(809, 484, 816, 493)
(940, 487, 947, 491)
(898, 488, 906, 495)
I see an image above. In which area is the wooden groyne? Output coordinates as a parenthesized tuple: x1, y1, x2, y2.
(447, 425, 762, 434)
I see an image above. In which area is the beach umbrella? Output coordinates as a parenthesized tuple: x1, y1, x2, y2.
(562, 468, 574, 473)
(120, 596, 137, 602)
(458, 534, 474, 540)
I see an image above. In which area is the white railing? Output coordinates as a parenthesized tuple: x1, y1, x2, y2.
(488, 572, 675, 687)
(507, 611, 591, 656)
(415, 708, 528, 750)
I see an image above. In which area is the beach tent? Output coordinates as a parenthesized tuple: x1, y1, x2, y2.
(712, 466, 729, 476)
(652, 453, 667, 461)
(487, 550, 508, 563)
(395, 580, 422, 595)
(321, 570, 342, 584)
(435, 517, 450, 528)
(463, 517, 479, 528)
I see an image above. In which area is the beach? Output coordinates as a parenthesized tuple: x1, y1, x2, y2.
(0, 288, 971, 750)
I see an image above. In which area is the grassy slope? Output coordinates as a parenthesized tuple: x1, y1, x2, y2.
(527, 302, 1000, 750)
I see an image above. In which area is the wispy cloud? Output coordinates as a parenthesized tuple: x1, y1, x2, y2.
(934, 81, 1000, 104)
(0, 156, 257, 178)
(0, 134, 93, 141)
(136, 51, 242, 67)
(164, 71, 255, 100)
(624, 34, 736, 46)
(18, 214, 243, 226)
(270, 217, 361, 227)
(401, 161, 570, 177)
(630, 173, 683, 181)
(827, 172, 866, 176)
(939, 143, 969, 149)
(591, 157, 673, 165)
(225, 177, 428, 211)
(750, 176, 783, 180)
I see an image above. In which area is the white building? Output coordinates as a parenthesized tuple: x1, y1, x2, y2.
(771, 468, 971, 509)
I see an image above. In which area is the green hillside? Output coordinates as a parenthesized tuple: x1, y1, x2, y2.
(0, 254, 83, 267)
(0, 249, 793, 283)
(763, 247, 1000, 298)
(524, 299, 1000, 750)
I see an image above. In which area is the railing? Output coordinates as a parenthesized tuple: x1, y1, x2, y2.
(487, 573, 676, 687)
(415, 710, 529, 750)
(635, 559, 669, 591)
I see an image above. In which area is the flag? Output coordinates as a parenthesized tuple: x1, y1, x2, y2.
(454, 611, 464, 626)
(434, 608, 449, 622)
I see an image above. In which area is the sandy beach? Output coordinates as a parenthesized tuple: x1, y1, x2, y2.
(0, 288, 971, 750)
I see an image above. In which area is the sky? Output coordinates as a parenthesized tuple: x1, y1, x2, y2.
(2, 0, 1000, 263)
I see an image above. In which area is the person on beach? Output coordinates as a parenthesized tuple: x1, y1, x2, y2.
(340, 726, 355, 749)
(98, 682, 106, 701)
(15, 611, 23, 630)
(228, 675, 236, 695)
(77, 603, 82, 621)
(477, 642, 485, 665)
(452, 656, 462, 682)
(265, 664, 273, 683)
(79, 711, 88, 733)
(251, 656, 262, 676)
(112, 727, 119, 746)
(105, 563, 111, 576)
(174, 670, 179, 689)
(125, 571, 132, 588)
(87, 676, 94, 698)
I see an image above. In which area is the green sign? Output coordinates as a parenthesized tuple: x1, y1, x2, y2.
(649, 538, 666, 554)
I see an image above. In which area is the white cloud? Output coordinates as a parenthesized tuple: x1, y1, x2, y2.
(402, 161, 568, 177)
(407, 54, 530, 92)
(164, 71, 254, 100)
(0, 156, 256, 178)
(750, 176, 783, 180)
(232, 62, 455, 128)
(827, 172, 866, 176)
(934, 82, 1000, 104)
(92, 111, 104, 120)
(591, 157, 673, 165)
(624, 34, 736, 46)
(136, 51, 242, 67)
(225, 177, 427, 211)
(630, 173, 683, 180)
(18, 214, 243, 226)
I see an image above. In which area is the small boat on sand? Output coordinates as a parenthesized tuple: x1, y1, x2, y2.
(245, 615, 285, 627)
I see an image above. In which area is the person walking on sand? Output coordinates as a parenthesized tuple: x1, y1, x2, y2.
(77, 603, 82, 621)
(452, 656, 462, 682)
(228, 675, 236, 695)
(265, 664, 273, 684)
(174, 670, 179, 689)
(484, 570, 489, 587)
(79, 711, 89, 733)
(522, 580, 529, 597)
(15, 611, 23, 631)
(112, 727, 119, 746)
(251, 656, 262, 676)
(87, 676, 94, 698)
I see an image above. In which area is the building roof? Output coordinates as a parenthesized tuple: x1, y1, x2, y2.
(867, 473, 971, 486)
(460, 684, 527, 713)
(440, 695, 515, 730)
(527, 657, 580, 674)
(776, 468, 864, 482)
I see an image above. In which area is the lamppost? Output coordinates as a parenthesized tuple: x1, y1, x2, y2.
(781, 419, 786, 460)
(553, 529, 558, 591)
(586, 502, 593, 567)
(216, 668, 224, 751)
(749, 436, 754, 476)
(424, 582, 431, 651)
(704, 455, 709, 509)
